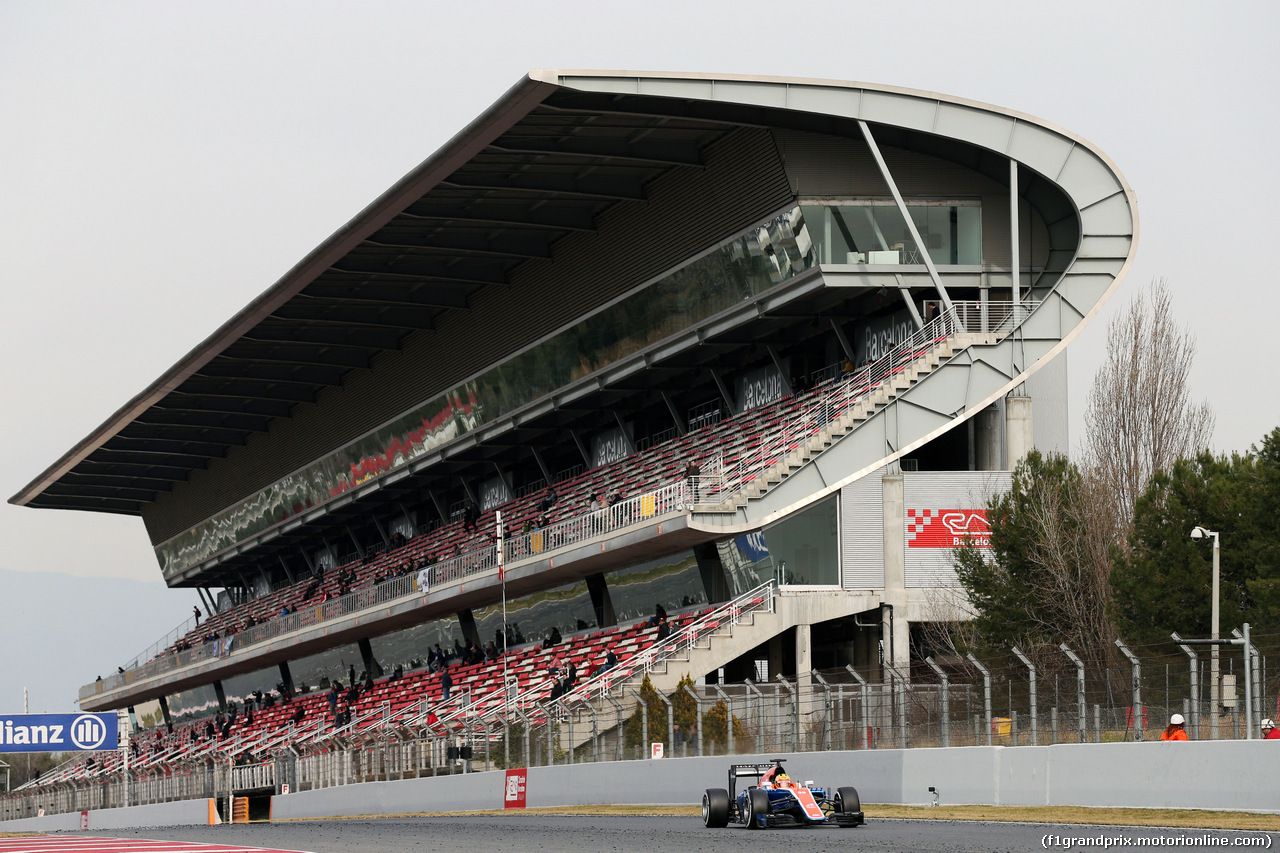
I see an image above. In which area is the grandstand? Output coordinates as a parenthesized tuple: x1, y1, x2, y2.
(3, 70, 1135, 818)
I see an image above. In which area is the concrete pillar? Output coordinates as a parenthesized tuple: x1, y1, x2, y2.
(457, 609, 480, 647)
(277, 662, 295, 698)
(795, 624, 813, 694)
(157, 696, 173, 728)
(1006, 394, 1034, 467)
(768, 633, 785, 682)
(586, 572, 616, 628)
(974, 405, 1003, 471)
(213, 681, 227, 713)
(358, 637, 381, 678)
(881, 469, 910, 674)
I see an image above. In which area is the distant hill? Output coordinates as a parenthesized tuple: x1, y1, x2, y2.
(0, 567, 203, 714)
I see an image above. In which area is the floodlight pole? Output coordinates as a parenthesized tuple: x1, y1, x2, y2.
(1191, 526, 1220, 739)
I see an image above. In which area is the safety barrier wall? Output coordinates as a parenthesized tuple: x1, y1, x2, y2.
(0, 797, 215, 833)
(268, 741, 1280, 821)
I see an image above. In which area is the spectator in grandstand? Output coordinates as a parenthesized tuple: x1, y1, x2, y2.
(549, 655, 563, 678)
(192, 605, 202, 624)
(514, 625, 526, 645)
(389, 663, 404, 682)
(291, 705, 306, 726)
(328, 683, 339, 712)
(538, 487, 558, 513)
(441, 666, 453, 701)
(684, 459, 701, 502)
(647, 603, 667, 627)
(1262, 719, 1279, 739)
(543, 626, 562, 648)
(463, 501, 480, 532)
(656, 615, 672, 641)
(1160, 713, 1189, 741)
(565, 660, 577, 688)
(608, 490, 623, 507)
(603, 648, 619, 671)
(389, 531, 407, 549)
(485, 641, 499, 662)
(588, 492, 601, 512)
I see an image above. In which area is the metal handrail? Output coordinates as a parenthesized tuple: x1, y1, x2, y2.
(726, 301, 1035, 494)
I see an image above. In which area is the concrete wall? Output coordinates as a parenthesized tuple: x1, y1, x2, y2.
(8, 741, 1276, 832)
(0, 797, 213, 833)
(270, 741, 1280, 821)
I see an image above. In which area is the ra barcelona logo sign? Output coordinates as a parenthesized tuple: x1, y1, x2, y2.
(906, 509, 991, 548)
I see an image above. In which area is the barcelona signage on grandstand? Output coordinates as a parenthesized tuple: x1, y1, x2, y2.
(0, 713, 118, 752)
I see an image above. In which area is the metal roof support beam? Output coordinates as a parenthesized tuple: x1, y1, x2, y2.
(1010, 159, 1021, 306)
(371, 513, 390, 548)
(298, 547, 315, 576)
(277, 555, 294, 585)
(766, 346, 793, 395)
(858, 120, 953, 312)
(346, 526, 364, 559)
(426, 490, 449, 523)
(829, 318, 856, 365)
(709, 369, 735, 413)
(459, 477, 479, 507)
(660, 391, 686, 436)
(570, 429, 592, 468)
(530, 446, 555, 484)
(894, 274, 926, 331)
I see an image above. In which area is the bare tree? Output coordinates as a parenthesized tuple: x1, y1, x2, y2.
(1083, 279, 1215, 532)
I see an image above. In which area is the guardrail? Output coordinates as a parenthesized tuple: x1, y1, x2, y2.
(727, 301, 1035, 494)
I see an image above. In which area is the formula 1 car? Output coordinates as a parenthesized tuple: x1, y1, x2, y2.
(701, 759, 864, 829)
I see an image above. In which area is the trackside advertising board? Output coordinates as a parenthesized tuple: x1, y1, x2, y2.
(0, 713, 118, 752)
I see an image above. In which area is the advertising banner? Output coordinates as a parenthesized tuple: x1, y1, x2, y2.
(0, 713, 118, 752)
(504, 768, 527, 809)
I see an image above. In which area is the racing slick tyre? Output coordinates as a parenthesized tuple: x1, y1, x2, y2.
(746, 787, 771, 830)
(702, 788, 730, 828)
(835, 786, 863, 826)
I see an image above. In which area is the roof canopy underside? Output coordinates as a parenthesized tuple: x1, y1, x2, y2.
(13, 71, 1132, 520)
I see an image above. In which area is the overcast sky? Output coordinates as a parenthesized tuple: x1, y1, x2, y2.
(2, 0, 1277, 606)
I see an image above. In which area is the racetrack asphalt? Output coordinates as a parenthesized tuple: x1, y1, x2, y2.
(42, 815, 1280, 853)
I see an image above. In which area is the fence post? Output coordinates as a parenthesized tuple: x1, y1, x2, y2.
(1011, 646, 1038, 746)
(1231, 625, 1260, 739)
(1171, 632, 1200, 739)
(845, 666, 872, 749)
(682, 684, 704, 757)
(625, 688, 648, 760)
(1114, 639, 1143, 741)
(743, 679, 764, 753)
(965, 654, 992, 746)
(884, 663, 909, 749)
(776, 675, 799, 751)
(712, 685, 735, 756)
(811, 671, 833, 752)
(1050, 707, 1058, 744)
(925, 656, 949, 748)
(1059, 644, 1087, 743)
(604, 693, 625, 762)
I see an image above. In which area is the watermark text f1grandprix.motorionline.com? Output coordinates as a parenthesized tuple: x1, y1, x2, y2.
(1042, 834, 1272, 849)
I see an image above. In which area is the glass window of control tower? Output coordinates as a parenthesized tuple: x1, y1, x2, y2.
(802, 202, 981, 266)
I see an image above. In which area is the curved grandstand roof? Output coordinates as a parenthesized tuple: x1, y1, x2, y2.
(11, 70, 1136, 517)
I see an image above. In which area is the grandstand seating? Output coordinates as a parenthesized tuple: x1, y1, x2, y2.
(155, 376, 843, 660)
(33, 606, 713, 787)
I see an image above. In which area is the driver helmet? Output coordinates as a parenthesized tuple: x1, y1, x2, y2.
(1169, 713, 1185, 726)
(1262, 718, 1275, 730)
(775, 772, 790, 782)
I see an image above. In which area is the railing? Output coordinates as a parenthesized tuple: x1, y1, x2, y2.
(229, 760, 274, 791)
(727, 300, 1036, 495)
(121, 613, 200, 671)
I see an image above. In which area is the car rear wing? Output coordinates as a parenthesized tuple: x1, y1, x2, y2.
(728, 759, 787, 793)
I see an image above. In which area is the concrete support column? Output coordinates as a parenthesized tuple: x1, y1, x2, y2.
(157, 695, 173, 728)
(213, 681, 227, 713)
(795, 624, 813, 695)
(882, 469, 909, 675)
(358, 637, 381, 678)
(457, 609, 480, 647)
(277, 662, 295, 698)
(974, 405, 1003, 471)
(586, 573, 616, 628)
(1006, 394, 1034, 468)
